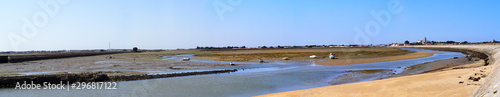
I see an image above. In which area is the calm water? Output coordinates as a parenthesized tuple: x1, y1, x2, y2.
(0, 48, 464, 97)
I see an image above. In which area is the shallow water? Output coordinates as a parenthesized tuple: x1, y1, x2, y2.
(0, 48, 464, 97)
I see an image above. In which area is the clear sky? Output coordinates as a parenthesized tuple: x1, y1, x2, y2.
(1, 0, 499, 51)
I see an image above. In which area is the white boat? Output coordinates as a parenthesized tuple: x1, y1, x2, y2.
(182, 58, 190, 61)
(309, 55, 317, 59)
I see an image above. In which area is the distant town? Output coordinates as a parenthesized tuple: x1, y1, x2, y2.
(2, 37, 499, 54)
(195, 37, 499, 50)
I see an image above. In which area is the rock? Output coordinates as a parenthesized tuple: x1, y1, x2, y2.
(468, 77, 481, 81)
(459, 81, 464, 84)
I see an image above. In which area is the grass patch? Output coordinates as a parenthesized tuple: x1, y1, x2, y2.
(0, 74, 22, 76)
(194, 47, 414, 61)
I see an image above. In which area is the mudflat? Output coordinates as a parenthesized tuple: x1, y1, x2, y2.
(316, 52, 438, 65)
(193, 47, 414, 62)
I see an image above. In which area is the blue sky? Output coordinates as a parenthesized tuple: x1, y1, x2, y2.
(1, 0, 499, 51)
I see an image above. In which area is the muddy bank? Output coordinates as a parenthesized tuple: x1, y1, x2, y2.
(2, 51, 129, 63)
(317, 52, 437, 65)
(330, 57, 477, 86)
(328, 69, 392, 85)
(410, 47, 489, 65)
(387, 57, 478, 78)
(0, 69, 237, 88)
(194, 47, 413, 62)
(0, 52, 228, 74)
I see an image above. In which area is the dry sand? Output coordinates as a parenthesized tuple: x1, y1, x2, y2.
(408, 45, 500, 97)
(258, 60, 490, 97)
(317, 52, 438, 65)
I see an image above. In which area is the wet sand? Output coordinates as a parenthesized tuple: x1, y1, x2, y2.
(317, 52, 438, 65)
(258, 60, 490, 97)
(407, 45, 500, 97)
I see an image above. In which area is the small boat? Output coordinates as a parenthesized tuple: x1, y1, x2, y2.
(230, 62, 235, 66)
(329, 53, 336, 59)
(309, 55, 317, 59)
(181, 58, 190, 61)
(282, 57, 289, 60)
(259, 59, 265, 63)
(329, 55, 336, 59)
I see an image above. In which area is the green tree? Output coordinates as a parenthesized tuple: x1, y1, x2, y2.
(404, 40, 410, 44)
(133, 47, 138, 52)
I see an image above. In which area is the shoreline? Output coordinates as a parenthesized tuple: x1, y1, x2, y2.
(0, 47, 419, 75)
(329, 57, 477, 86)
(258, 61, 489, 97)
(0, 48, 441, 88)
(257, 46, 494, 97)
(1, 47, 487, 95)
(407, 45, 499, 97)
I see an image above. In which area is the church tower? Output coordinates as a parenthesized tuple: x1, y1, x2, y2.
(424, 37, 427, 44)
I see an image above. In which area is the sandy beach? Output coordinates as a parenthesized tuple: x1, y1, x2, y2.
(258, 60, 490, 97)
